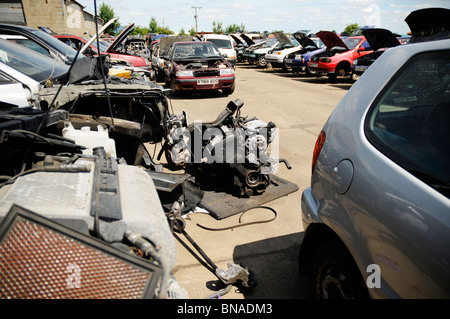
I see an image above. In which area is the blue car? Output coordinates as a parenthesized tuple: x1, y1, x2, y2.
(285, 32, 325, 75)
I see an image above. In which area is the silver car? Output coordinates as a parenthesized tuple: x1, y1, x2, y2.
(299, 11, 450, 298)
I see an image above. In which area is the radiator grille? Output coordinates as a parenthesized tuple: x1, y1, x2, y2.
(0, 206, 161, 299)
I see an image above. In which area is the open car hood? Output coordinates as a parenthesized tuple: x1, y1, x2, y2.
(106, 23, 134, 52)
(292, 32, 318, 50)
(405, 8, 450, 42)
(159, 35, 193, 56)
(316, 31, 349, 50)
(239, 34, 256, 46)
(81, 17, 117, 53)
(273, 32, 293, 46)
(230, 34, 243, 45)
(362, 28, 400, 51)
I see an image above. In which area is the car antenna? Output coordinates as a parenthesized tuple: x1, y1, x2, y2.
(93, 0, 115, 131)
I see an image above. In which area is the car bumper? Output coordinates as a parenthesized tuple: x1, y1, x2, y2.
(307, 61, 334, 74)
(265, 56, 284, 63)
(285, 58, 305, 68)
(173, 76, 235, 91)
(301, 187, 322, 229)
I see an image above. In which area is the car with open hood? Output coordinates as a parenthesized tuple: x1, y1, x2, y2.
(264, 32, 301, 71)
(54, 21, 150, 69)
(299, 8, 450, 299)
(242, 37, 278, 67)
(0, 23, 84, 65)
(162, 41, 235, 96)
(285, 32, 325, 75)
(230, 34, 256, 63)
(308, 31, 373, 79)
(352, 28, 401, 77)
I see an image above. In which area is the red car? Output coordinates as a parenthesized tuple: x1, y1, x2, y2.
(307, 31, 373, 79)
(162, 41, 235, 96)
(54, 24, 150, 68)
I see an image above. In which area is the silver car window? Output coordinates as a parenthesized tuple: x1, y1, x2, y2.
(365, 50, 450, 198)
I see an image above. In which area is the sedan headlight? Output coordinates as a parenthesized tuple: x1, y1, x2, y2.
(176, 70, 194, 77)
(220, 68, 234, 75)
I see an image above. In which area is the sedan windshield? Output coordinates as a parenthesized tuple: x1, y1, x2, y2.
(0, 38, 69, 83)
(172, 43, 221, 59)
(343, 38, 362, 50)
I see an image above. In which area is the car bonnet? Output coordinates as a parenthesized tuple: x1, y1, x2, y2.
(273, 32, 293, 46)
(316, 31, 349, 50)
(106, 23, 134, 52)
(159, 35, 193, 56)
(362, 28, 400, 51)
(239, 34, 256, 46)
(81, 18, 118, 54)
(292, 32, 319, 50)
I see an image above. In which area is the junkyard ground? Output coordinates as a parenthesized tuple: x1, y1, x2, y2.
(155, 64, 353, 299)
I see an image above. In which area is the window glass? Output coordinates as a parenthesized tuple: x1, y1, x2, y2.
(365, 50, 450, 198)
(9, 38, 50, 56)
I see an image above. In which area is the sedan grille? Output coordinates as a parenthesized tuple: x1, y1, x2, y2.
(194, 70, 219, 77)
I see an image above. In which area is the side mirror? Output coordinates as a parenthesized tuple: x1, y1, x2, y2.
(358, 46, 365, 52)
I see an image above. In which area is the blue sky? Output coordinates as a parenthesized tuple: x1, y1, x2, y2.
(77, 0, 450, 35)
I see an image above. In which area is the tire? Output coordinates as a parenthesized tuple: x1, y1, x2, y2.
(170, 79, 179, 97)
(256, 55, 267, 68)
(305, 64, 317, 76)
(309, 242, 369, 299)
(222, 83, 235, 96)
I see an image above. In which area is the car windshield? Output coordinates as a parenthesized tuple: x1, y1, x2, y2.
(29, 28, 83, 62)
(172, 43, 221, 59)
(365, 50, 450, 198)
(207, 38, 232, 49)
(343, 37, 362, 50)
(0, 38, 69, 83)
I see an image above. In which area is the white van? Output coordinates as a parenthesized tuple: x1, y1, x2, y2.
(202, 34, 237, 67)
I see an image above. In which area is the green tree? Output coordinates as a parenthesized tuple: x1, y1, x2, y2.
(98, 2, 120, 36)
(342, 23, 360, 35)
(131, 25, 150, 36)
(189, 27, 197, 36)
(212, 21, 224, 33)
(148, 17, 174, 34)
(149, 17, 158, 33)
(225, 23, 245, 34)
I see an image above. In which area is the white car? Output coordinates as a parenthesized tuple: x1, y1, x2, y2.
(202, 34, 237, 67)
(265, 32, 300, 71)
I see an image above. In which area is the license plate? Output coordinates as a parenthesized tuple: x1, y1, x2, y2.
(285, 59, 293, 64)
(309, 62, 318, 68)
(197, 78, 219, 85)
(355, 66, 367, 72)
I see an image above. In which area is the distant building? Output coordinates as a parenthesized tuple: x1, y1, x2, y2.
(0, 0, 103, 36)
